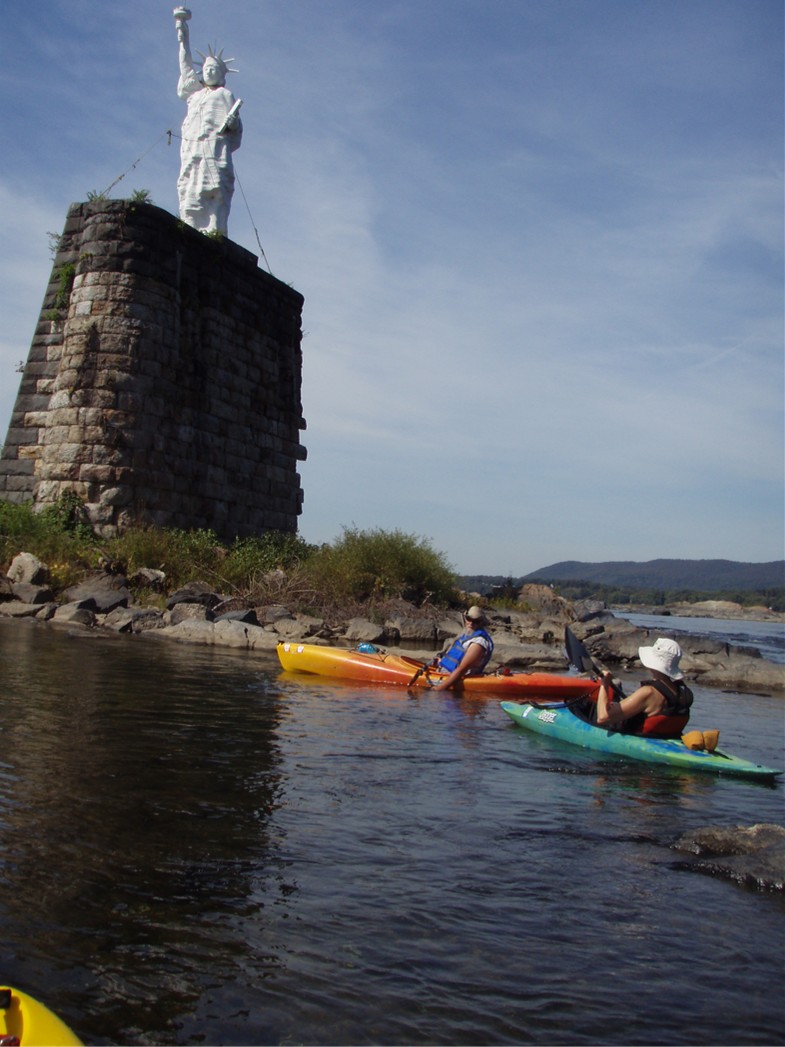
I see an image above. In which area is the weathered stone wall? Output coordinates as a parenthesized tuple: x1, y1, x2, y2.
(0, 199, 306, 539)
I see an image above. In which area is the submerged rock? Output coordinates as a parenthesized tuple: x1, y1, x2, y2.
(672, 824, 785, 892)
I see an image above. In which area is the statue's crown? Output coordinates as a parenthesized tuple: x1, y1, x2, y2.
(197, 45, 239, 83)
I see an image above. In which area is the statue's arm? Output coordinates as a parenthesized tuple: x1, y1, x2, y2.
(175, 9, 199, 96)
(226, 114, 243, 151)
(221, 98, 243, 133)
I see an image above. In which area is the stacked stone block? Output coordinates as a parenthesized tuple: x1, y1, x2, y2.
(0, 199, 306, 540)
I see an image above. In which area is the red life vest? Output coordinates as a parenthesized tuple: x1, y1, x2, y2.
(639, 712, 691, 738)
(623, 678, 693, 738)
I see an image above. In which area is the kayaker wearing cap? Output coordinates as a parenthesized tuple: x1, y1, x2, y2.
(431, 607, 494, 691)
(596, 637, 693, 737)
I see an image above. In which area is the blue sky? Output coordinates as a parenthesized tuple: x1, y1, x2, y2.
(1, 0, 782, 575)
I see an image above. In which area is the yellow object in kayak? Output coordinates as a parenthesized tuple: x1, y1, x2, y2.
(0, 986, 82, 1046)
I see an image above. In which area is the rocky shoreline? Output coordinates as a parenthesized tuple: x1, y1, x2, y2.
(568, 611, 784, 695)
(1, 556, 782, 696)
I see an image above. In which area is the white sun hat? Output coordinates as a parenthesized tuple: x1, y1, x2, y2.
(638, 637, 684, 680)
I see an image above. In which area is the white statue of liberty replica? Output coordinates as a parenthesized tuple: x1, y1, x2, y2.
(173, 7, 243, 236)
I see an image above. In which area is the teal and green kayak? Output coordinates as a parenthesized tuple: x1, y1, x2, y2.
(500, 700, 782, 781)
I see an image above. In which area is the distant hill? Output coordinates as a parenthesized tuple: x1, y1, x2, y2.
(520, 559, 784, 591)
(460, 559, 784, 595)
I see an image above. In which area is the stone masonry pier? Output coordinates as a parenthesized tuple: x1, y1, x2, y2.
(0, 199, 306, 539)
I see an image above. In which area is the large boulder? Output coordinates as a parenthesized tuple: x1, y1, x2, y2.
(344, 618, 385, 643)
(62, 572, 131, 613)
(384, 616, 438, 647)
(573, 599, 613, 623)
(214, 608, 260, 626)
(571, 619, 784, 695)
(7, 552, 50, 585)
(214, 620, 277, 650)
(273, 614, 323, 640)
(11, 582, 55, 604)
(491, 640, 569, 672)
(52, 603, 97, 627)
(518, 584, 576, 622)
(128, 567, 167, 592)
(168, 602, 213, 625)
(155, 619, 216, 645)
(683, 600, 745, 617)
(152, 618, 277, 651)
(0, 602, 44, 619)
(256, 604, 295, 624)
(103, 607, 166, 634)
(166, 581, 222, 611)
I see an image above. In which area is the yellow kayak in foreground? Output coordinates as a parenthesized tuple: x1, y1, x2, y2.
(0, 986, 82, 1046)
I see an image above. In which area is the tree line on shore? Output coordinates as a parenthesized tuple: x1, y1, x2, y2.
(462, 576, 785, 612)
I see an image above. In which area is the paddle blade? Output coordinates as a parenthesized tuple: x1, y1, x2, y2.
(564, 626, 599, 675)
(564, 626, 626, 699)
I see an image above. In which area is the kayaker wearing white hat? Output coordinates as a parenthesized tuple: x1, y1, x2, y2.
(431, 606, 494, 691)
(596, 637, 693, 737)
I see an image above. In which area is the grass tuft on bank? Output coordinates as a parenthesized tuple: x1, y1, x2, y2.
(0, 496, 461, 616)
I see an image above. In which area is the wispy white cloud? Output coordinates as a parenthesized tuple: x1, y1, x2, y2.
(0, 0, 781, 573)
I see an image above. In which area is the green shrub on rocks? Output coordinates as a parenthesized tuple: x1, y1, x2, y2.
(223, 532, 316, 588)
(109, 528, 312, 594)
(0, 495, 95, 567)
(1, 499, 458, 616)
(302, 526, 458, 607)
(110, 527, 223, 591)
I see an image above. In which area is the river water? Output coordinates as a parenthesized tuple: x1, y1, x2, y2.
(0, 618, 783, 1046)
(612, 611, 785, 666)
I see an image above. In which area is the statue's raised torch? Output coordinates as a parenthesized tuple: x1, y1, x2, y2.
(173, 6, 191, 42)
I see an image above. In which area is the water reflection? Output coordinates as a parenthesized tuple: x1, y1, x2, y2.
(0, 625, 295, 1042)
(0, 620, 782, 1046)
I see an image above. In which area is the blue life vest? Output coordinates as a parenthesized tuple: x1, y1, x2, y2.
(438, 630, 494, 675)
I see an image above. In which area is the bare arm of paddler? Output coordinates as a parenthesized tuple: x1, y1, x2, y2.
(596, 671, 665, 727)
(431, 641, 486, 691)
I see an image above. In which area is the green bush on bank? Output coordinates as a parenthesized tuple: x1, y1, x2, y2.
(111, 527, 320, 602)
(303, 526, 458, 608)
(0, 497, 458, 612)
(0, 494, 95, 565)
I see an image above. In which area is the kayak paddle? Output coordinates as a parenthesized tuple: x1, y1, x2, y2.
(564, 626, 625, 698)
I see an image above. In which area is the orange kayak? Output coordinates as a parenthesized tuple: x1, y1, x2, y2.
(277, 642, 599, 699)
